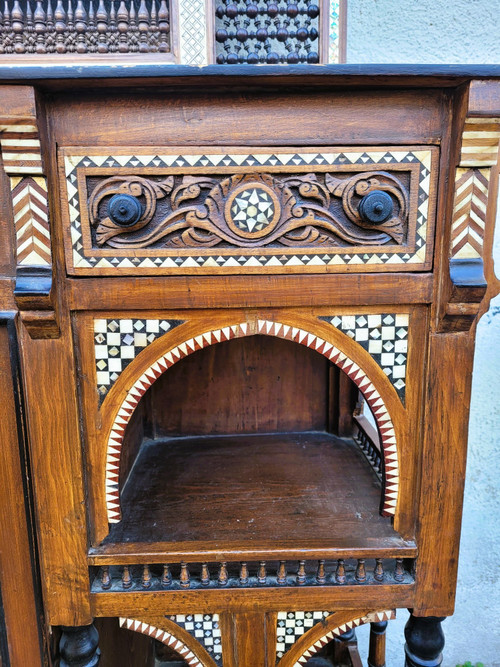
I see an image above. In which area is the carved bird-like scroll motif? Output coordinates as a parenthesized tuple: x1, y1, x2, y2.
(88, 171, 409, 249)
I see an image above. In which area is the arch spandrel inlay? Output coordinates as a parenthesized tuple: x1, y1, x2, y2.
(102, 318, 401, 525)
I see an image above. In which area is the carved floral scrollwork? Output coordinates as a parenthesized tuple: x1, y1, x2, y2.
(88, 170, 409, 249)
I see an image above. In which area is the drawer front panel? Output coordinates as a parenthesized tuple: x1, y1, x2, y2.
(60, 146, 438, 275)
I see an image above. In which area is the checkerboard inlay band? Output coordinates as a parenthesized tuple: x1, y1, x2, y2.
(169, 614, 222, 665)
(321, 313, 409, 402)
(276, 611, 333, 661)
(94, 318, 184, 403)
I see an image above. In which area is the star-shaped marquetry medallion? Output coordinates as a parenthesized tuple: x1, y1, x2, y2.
(225, 182, 281, 239)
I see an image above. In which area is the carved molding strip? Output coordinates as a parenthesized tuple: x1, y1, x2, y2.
(451, 118, 500, 261)
(119, 617, 215, 667)
(94, 317, 184, 402)
(63, 148, 434, 273)
(321, 313, 409, 402)
(279, 610, 396, 666)
(104, 320, 399, 524)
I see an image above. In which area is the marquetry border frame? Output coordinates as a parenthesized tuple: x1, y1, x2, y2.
(60, 145, 437, 275)
(119, 616, 218, 667)
(275, 609, 396, 666)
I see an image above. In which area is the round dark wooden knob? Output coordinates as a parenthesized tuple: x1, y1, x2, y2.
(108, 194, 142, 227)
(358, 190, 393, 224)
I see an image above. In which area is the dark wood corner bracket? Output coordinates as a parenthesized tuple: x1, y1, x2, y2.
(443, 80, 500, 332)
(0, 85, 59, 338)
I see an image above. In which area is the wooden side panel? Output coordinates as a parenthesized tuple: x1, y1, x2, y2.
(414, 331, 474, 616)
(19, 314, 91, 625)
(149, 335, 330, 437)
(0, 320, 44, 666)
(229, 612, 269, 667)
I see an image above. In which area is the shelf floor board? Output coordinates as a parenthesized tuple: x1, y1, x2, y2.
(103, 432, 406, 553)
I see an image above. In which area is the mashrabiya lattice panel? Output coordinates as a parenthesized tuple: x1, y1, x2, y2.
(290, 610, 396, 666)
(65, 149, 432, 272)
(178, 0, 208, 65)
(276, 611, 332, 661)
(93, 317, 184, 403)
(119, 618, 207, 667)
(321, 313, 409, 402)
(104, 320, 399, 523)
(168, 614, 222, 666)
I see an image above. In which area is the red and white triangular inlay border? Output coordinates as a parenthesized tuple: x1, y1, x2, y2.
(119, 618, 204, 666)
(290, 610, 396, 666)
(105, 321, 399, 523)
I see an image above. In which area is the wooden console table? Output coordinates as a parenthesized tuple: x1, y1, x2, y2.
(0, 65, 499, 667)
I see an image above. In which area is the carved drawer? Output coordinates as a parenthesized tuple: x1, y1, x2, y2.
(59, 145, 438, 275)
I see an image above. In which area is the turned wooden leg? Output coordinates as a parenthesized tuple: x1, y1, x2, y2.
(368, 620, 387, 667)
(59, 623, 100, 667)
(404, 614, 445, 667)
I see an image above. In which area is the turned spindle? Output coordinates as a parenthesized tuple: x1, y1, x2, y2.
(277, 560, 287, 585)
(180, 562, 190, 588)
(239, 562, 249, 585)
(374, 558, 385, 582)
(218, 562, 228, 586)
(316, 559, 326, 584)
(161, 564, 172, 586)
(121, 565, 132, 589)
(355, 558, 366, 583)
(141, 564, 151, 588)
(335, 558, 346, 584)
(296, 560, 306, 585)
(100, 565, 111, 589)
(257, 561, 267, 584)
(394, 558, 405, 582)
(201, 563, 210, 586)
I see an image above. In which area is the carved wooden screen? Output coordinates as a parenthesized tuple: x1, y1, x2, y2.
(0, 0, 344, 62)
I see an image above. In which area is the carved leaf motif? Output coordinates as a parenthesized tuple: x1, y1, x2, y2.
(89, 170, 409, 250)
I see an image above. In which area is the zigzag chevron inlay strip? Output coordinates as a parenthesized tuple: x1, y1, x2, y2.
(104, 321, 399, 523)
(451, 168, 490, 260)
(119, 618, 204, 666)
(290, 610, 396, 666)
(460, 118, 500, 167)
(11, 176, 51, 266)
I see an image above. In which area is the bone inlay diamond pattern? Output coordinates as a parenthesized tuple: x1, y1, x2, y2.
(105, 320, 399, 524)
(321, 313, 409, 402)
(276, 611, 332, 661)
(63, 148, 433, 273)
(168, 614, 222, 665)
(94, 318, 184, 403)
(119, 618, 204, 666)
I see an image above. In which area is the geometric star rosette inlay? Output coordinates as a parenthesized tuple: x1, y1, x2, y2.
(94, 318, 184, 404)
(321, 313, 409, 403)
(228, 184, 279, 236)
